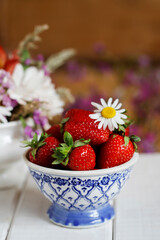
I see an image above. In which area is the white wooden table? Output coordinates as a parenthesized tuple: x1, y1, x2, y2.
(0, 153, 160, 240)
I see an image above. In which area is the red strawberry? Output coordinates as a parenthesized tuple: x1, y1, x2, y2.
(52, 131, 96, 171)
(64, 109, 111, 145)
(46, 124, 63, 142)
(98, 134, 140, 169)
(24, 133, 60, 168)
(125, 127, 129, 136)
(68, 144, 95, 171)
(0, 46, 7, 68)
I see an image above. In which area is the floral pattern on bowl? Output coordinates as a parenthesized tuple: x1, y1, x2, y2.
(24, 152, 139, 228)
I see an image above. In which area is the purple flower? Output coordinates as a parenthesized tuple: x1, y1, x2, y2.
(0, 87, 5, 94)
(1, 94, 18, 108)
(0, 70, 12, 88)
(24, 126, 34, 138)
(33, 110, 48, 128)
(96, 61, 112, 74)
(33, 110, 41, 125)
(2, 94, 12, 107)
(35, 129, 41, 136)
(138, 55, 150, 67)
(124, 70, 140, 85)
(0, 70, 10, 82)
(42, 64, 50, 76)
(36, 54, 44, 62)
(10, 99, 18, 108)
(2, 80, 12, 89)
(25, 59, 32, 65)
(66, 60, 87, 81)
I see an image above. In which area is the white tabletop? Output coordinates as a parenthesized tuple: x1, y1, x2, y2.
(0, 153, 160, 240)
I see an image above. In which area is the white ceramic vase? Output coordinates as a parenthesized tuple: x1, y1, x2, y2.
(0, 121, 25, 188)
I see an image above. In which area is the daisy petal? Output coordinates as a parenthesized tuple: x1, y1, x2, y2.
(116, 109, 126, 113)
(89, 113, 101, 119)
(100, 98, 107, 107)
(91, 102, 103, 111)
(108, 119, 114, 131)
(115, 103, 122, 110)
(94, 118, 102, 123)
(112, 99, 119, 108)
(115, 118, 125, 125)
(107, 97, 113, 107)
(119, 114, 127, 119)
(112, 118, 118, 129)
(94, 109, 101, 113)
(98, 118, 105, 129)
(103, 120, 108, 130)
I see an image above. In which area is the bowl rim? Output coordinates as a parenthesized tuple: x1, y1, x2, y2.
(24, 150, 139, 177)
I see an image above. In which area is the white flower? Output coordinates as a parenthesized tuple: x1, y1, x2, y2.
(89, 98, 127, 131)
(8, 64, 64, 118)
(0, 106, 12, 123)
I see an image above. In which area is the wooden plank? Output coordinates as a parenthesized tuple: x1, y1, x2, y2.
(114, 153, 160, 240)
(0, 162, 28, 240)
(8, 174, 113, 240)
(1, 0, 160, 57)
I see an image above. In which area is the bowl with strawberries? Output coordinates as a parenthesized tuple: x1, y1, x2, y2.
(23, 98, 140, 228)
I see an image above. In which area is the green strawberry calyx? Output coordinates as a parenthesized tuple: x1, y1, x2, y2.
(23, 133, 48, 159)
(124, 135, 141, 151)
(52, 131, 90, 166)
(60, 117, 69, 133)
(115, 118, 134, 135)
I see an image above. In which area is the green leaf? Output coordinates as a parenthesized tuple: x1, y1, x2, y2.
(61, 117, 69, 125)
(124, 136, 130, 146)
(118, 125, 126, 132)
(64, 131, 73, 147)
(59, 146, 71, 156)
(82, 139, 91, 144)
(52, 141, 72, 165)
(31, 149, 37, 159)
(130, 135, 141, 142)
(112, 134, 117, 139)
(21, 49, 31, 63)
(39, 132, 48, 142)
(133, 142, 138, 152)
(22, 133, 47, 159)
(20, 116, 27, 128)
(73, 139, 90, 148)
(33, 133, 38, 142)
(62, 155, 69, 166)
(60, 117, 70, 134)
(52, 151, 65, 161)
(52, 159, 64, 165)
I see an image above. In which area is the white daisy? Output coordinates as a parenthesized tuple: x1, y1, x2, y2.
(8, 64, 64, 118)
(0, 106, 13, 123)
(89, 98, 127, 131)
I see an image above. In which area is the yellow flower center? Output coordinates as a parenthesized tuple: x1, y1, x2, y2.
(101, 107, 116, 118)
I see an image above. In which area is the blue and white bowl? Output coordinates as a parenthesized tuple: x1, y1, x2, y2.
(24, 152, 139, 228)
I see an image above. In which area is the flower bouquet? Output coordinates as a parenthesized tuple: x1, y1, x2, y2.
(0, 24, 75, 187)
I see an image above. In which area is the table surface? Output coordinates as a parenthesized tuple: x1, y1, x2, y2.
(0, 153, 160, 240)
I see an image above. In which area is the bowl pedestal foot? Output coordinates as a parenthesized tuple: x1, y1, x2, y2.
(47, 202, 115, 228)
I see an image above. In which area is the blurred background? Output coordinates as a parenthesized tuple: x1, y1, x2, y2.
(0, 0, 160, 152)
